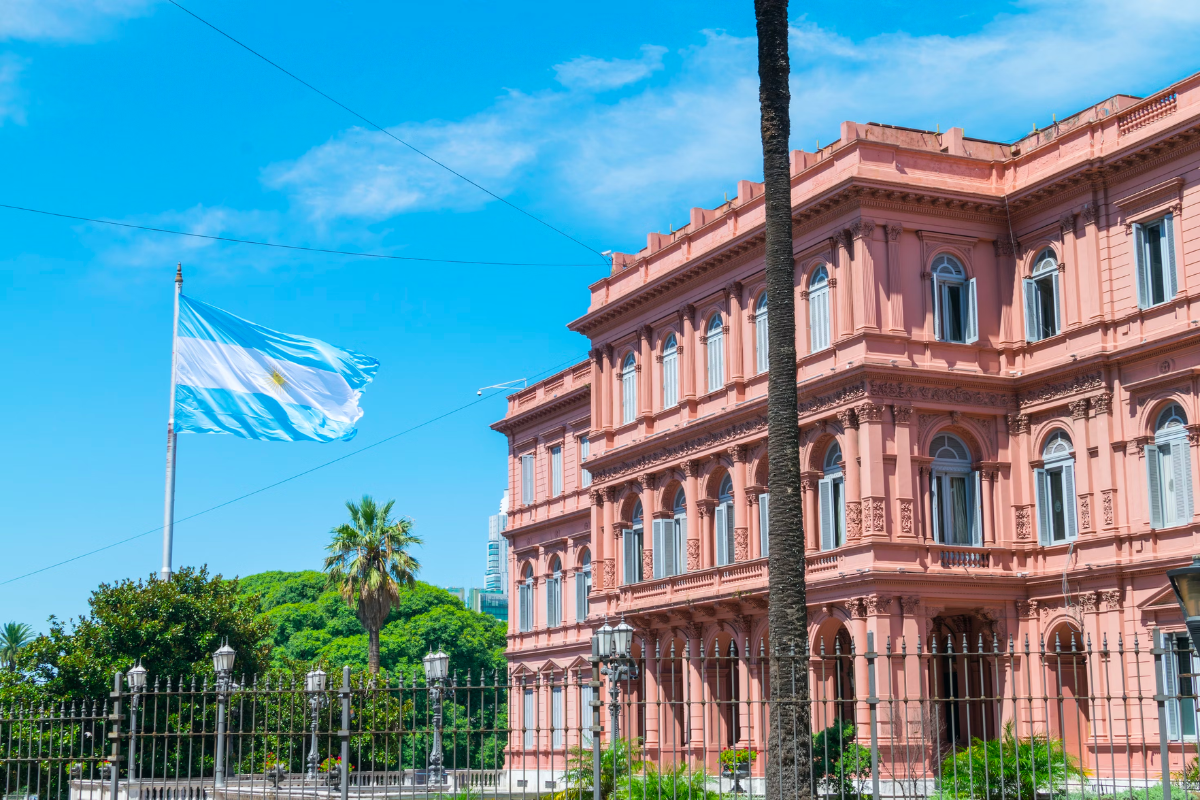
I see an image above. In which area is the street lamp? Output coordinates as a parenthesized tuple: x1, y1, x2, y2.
(592, 617, 638, 741)
(423, 649, 450, 787)
(126, 662, 148, 780)
(212, 641, 236, 788)
(305, 667, 328, 780)
(1168, 555, 1200, 651)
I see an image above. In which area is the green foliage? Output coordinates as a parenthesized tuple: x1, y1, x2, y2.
(719, 747, 757, 770)
(935, 722, 1086, 800)
(557, 738, 645, 800)
(1, 621, 34, 670)
(21, 566, 273, 700)
(612, 763, 721, 800)
(812, 721, 871, 799)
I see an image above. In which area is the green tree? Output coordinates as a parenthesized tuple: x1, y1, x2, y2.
(324, 495, 422, 674)
(1, 622, 33, 670)
(936, 722, 1085, 800)
(22, 566, 273, 700)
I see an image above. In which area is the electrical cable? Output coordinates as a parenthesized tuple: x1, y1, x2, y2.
(0, 354, 584, 587)
(164, 0, 608, 265)
(0, 203, 598, 268)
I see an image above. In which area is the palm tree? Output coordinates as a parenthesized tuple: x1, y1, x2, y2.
(754, 0, 811, 796)
(324, 496, 422, 674)
(1, 621, 34, 670)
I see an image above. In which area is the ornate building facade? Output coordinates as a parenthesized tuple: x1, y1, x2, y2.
(493, 71, 1200, 778)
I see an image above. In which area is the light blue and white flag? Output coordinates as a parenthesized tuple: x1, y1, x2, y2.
(174, 296, 379, 442)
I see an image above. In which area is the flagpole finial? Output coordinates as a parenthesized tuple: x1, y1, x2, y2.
(176, 263, 183, 286)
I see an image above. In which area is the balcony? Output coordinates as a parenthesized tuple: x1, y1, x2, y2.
(611, 558, 769, 610)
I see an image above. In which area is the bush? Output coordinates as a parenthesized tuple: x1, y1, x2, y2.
(813, 721, 872, 799)
(936, 722, 1086, 800)
(612, 763, 721, 800)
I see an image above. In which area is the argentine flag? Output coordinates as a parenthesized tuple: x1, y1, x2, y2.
(174, 296, 379, 442)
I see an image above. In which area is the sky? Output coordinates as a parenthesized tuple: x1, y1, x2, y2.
(4, 0, 1200, 631)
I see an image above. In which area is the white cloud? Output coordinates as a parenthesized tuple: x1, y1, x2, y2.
(0, 55, 28, 125)
(0, 0, 156, 42)
(554, 45, 667, 92)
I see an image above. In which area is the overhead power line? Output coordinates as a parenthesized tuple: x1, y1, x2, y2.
(0, 355, 584, 588)
(0, 204, 598, 268)
(165, 0, 607, 265)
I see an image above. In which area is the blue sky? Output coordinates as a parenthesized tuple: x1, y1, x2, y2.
(3, 0, 1200, 630)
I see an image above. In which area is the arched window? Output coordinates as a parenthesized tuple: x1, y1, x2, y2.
(930, 433, 981, 546)
(1035, 431, 1077, 544)
(662, 334, 679, 409)
(654, 488, 687, 578)
(1148, 403, 1194, 528)
(1023, 249, 1061, 342)
(716, 474, 736, 565)
(819, 442, 846, 550)
(575, 549, 591, 622)
(546, 556, 562, 627)
(931, 255, 978, 344)
(706, 314, 725, 393)
(1135, 214, 1178, 309)
(622, 500, 644, 584)
(518, 564, 534, 632)
(754, 293, 769, 374)
(809, 266, 831, 352)
(621, 352, 637, 425)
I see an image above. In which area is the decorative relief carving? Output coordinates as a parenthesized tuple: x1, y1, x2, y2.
(798, 382, 867, 417)
(1015, 506, 1032, 540)
(892, 404, 913, 425)
(743, 596, 768, 611)
(1091, 392, 1113, 416)
(899, 500, 913, 533)
(590, 417, 768, 482)
(1077, 591, 1098, 613)
(729, 444, 749, 464)
(734, 528, 749, 562)
(846, 502, 863, 540)
(1080, 495, 1091, 530)
(1007, 414, 1031, 435)
(1018, 372, 1103, 409)
(994, 237, 1020, 257)
(857, 402, 885, 423)
(870, 380, 1013, 408)
(604, 560, 616, 590)
(1081, 203, 1098, 225)
(687, 540, 700, 571)
(683, 460, 701, 478)
(837, 408, 860, 429)
(848, 597, 868, 618)
(1070, 398, 1091, 420)
(1101, 589, 1121, 610)
(864, 595, 890, 615)
(850, 219, 876, 241)
(1059, 212, 1077, 235)
(1016, 600, 1038, 618)
(642, 549, 653, 580)
(886, 224, 903, 241)
(900, 596, 920, 615)
(1102, 490, 1115, 526)
(591, 490, 605, 507)
(862, 497, 885, 532)
(918, 414, 943, 439)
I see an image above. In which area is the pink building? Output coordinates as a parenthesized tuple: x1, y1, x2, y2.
(494, 71, 1200, 781)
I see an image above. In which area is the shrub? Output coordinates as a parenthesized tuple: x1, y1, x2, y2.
(719, 748, 757, 771)
(612, 763, 721, 800)
(813, 721, 872, 799)
(936, 722, 1086, 800)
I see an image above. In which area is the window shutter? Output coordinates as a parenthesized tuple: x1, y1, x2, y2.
(552, 686, 564, 749)
(1165, 214, 1179, 298)
(1135, 224, 1149, 309)
(708, 330, 724, 392)
(1023, 278, 1039, 341)
(931, 473, 941, 543)
(651, 519, 665, 579)
(969, 470, 982, 546)
(1062, 462, 1078, 540)
(580, 685, 594, 747)
(1035, 468, 1050, 546)
(521, 455, 534, 505)
(523, 689, 535, 749)
(663, 350, 678, 408)
(622, 529, 635, 584)
(674, 515, 687, 574)
(965, 277, 979, 344)
(1162, 631, 1181, 740)
(520, 583, 531, 632)
(1147, 445, 1164, 529)
(715, 503, 728, 565)
(819, 477, 834, 551)
(580, 438, 591, 488)
(1050, 271, 1062, 334)
(575, 571, 586, 621)
(756, 308, 769, 374)
(932, 274, 942, 340)
(551, 447, 562, 496)
(759, 493, 770, 557)
(1182, 440, 1195, 521)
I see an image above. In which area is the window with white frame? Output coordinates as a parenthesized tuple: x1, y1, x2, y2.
(521, 453, 535, 505)
(518, 564, 534, 632)
(550, 445, 562, 497)
(715, 474, 736, 565)
(819, 443, 845, 551)
(653, 488, 686, 578)
(622, 501, 644, 583)
(1035, 430, 1078, 545)
(662, 334, 679, 409)
(546, 556, 562, 627)
(551, 685, 564, 749)
(523, 688, 534, 748)
(1147, 403, 1194, 529)
(580, 684, 595, 747)
(755, 293, 769, 374)
(621, 353, 637, 424)
(706, 314, 725, 392)
(931, 254, 978, 344)
(575, 549, 591, 621)
(1135, 215, 1178, 310)
(1161, 630, 1197, 741)
(579, 436, 591, 488)
(809, 266, 831, 352)
(929, 433, 981, 546)
(758, 491, 770, 557)
(1023, 249, 1062, 342)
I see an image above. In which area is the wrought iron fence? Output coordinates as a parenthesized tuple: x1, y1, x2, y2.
(4, 628, 1200, 799)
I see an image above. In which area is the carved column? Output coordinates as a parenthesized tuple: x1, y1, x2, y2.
(1090, 393, 1117, 531)
(731, 445, 750, 562)
(801, 472, 821, 551)
(590, 490, 606, 580)
(727, 282, 746, 391)
(981, 469, 997, 545)
(893, 405, 916, 539)
(638, 326, 653, 421)
(857, 401, 887, 540)
(899, 596, 925, 734)
(885, 223, 905, 333)
(611, 521, 629, 585)
(604, 487, 621, 590)
(834, 231, 853, 338)
(643, 635, 660, 753)
(736, 623, 752, 748)
(685, 628, 705, 757)
(681, 305, 697, 413)
(839, 408, 863, 541)
(1069, 398, 1093, 532)
(851, 219, 879, 332)
(684, 460, 702, 571)
(746, 491, 761, 560)
(590, 349, 603, 438)
(1059, 213, 1080, 329)
(917, 460, 933, 542)
(601, 345, 614, 437)
(1080, 202, 1104, 322)
(698, 499, 716, 569)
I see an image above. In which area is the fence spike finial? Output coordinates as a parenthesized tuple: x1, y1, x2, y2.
(901, 636, 908, 655)
(886, 635, 892, 654)
(820, 637, 827, 656)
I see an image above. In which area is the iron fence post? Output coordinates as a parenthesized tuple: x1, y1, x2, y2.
(866, 631, 881, 800)
(214, 673, 228, 788)
(1153, 628, 1172, 799)
(107, 672, 122, 800)
(588, 653, 602, 800)
(340, 666, 351, 800)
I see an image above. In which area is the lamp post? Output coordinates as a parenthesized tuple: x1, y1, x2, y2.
(592, 617, 638, 741)
(212, 641, 236, 788)
(422, 649, 450, 787)
(1168, 555, 1200, 651)
(126, 662, 148, 781)
(305, 667, 328, 780)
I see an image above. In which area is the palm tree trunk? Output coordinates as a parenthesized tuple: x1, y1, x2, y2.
(755, 0, 811, 796)
(368, 627, 381, 674)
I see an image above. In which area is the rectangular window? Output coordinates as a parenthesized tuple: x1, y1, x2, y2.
(1136, 216, 1177, 309)
(551, 446, 562, 497)
(580, 437, 591, 488)
(1023, 274, 1061, 342)
(674, 513, 687, 574)
(551, 686, 564, 749)
(933, 277, 978, 344)
(523, 689, 535, 749)
(707, 330, 724, 392)
(575, 567, 590, 621)
(521, 454, 535, 505)
(755, 307, 769, 374)
(580, 685, 595, 748)
(621, 363, 637, 425)
(819, 476, 845, 551)
(759, 492, 770, 557)
(1148, 438, 1194, 528)
(622, 528, 642, 584)
(663, 349, 679, 408)
(810, 288, 830, 352)
(715, 501, 735, 565)
(518, 582, 533, 632)
(546, 575, 560, 628)
(932, 470, 983, 546)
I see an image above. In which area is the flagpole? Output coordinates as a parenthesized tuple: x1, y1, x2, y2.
(161, 263, 182, 581)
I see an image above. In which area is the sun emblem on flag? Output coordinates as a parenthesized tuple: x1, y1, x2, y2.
(261, 366, 289, 395)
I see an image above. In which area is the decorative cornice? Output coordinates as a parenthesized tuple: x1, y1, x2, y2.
(490, 382, 591, 435)
(1018, 372, 1104, 409)
(590, 417, 768, 484)
(869, 380, 1013, 408)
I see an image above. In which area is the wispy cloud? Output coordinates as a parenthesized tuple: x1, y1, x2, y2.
(0, 0, 156, 42)
(554, 45, 667, 92)
(0, 55, 28, 126)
